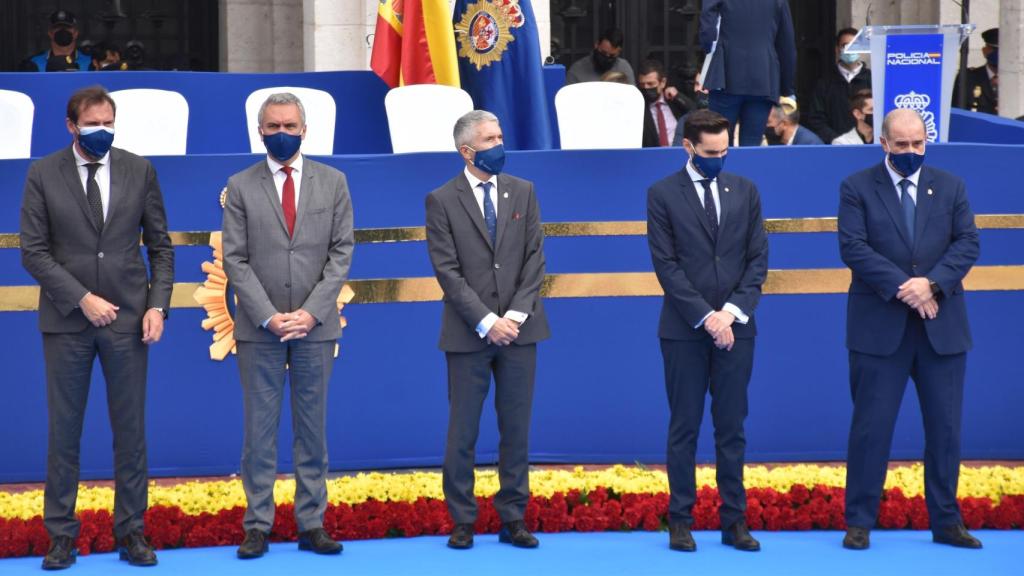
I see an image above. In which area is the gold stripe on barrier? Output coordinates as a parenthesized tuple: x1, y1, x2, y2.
(0, 214, 1021, 248)
(2, 265, 1023, 312)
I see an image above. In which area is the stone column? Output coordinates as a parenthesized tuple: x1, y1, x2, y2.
(303, 0, 367, 71)
(1000, 0, 1024, 118)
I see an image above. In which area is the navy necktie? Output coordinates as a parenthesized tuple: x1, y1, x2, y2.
(85, 162, 104, 232)
(479, 181, 497, 246)
(899, 178, 915, 244)
(699, 179, 719, 240)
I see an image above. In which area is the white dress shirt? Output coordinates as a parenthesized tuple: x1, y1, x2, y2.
(684, 161, 750, 328)
(261, 154, 304, 328)
(838, 61, 864, 84)
(72, 145, 111, 220)
(649, 97, 679, 145)
(884, 157, 920, 205)
(267, 153, 303, 210)
(462, 167, 528, 338)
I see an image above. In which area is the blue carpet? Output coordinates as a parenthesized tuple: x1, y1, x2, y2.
(2, 531, 1019, 575)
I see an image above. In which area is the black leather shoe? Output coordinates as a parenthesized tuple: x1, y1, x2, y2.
(117, 530, 158, 566)
(498, 520, 539, 548)
(447, 523, 474, 549)
(933, 523, 983, 549)
(298, 528, 343, 555)
(237, 529, 269, 559)
(843, 526, 870, 550)
(668, 522, 696, 552)
(722, 520, 760, 551)
(41, 536, 77, 570)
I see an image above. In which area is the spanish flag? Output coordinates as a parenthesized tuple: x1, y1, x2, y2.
(371, 0, 460, 88)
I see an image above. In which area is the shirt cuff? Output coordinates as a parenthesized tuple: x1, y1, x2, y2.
(504, 310, 528, 325)
(262, 315, 274, 329)
(694, 310, 714, 330)
(722, 303, 749, 324)
(475, 312, 499, 339)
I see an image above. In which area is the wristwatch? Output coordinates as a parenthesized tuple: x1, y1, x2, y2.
(151, 307, 167, 319)
(928, 281, 940, 295)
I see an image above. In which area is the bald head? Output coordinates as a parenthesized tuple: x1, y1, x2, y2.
(880, 109, 926, 156)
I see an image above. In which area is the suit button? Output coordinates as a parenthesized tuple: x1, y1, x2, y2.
(715, 256, 720, 262)
(285, 283, 291, 288)
(492, 292, 498, 297)
(98, 252, 104, 258)
(289, 250, 295, 255)
(494, 263, 500, 269)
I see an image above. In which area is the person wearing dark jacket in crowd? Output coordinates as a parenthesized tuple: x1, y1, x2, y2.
(805, 28, 872, 144)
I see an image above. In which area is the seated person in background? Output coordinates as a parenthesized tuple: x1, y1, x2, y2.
(832, 90, 874, 145)
(639, 60, 696, 148)
(26, 10, 92, 72)
(765, 98, 823, 146)
(566, 28, 635, 85)
(91, 41, 129, 71)
(805, 28, 872, 144)
(600, 70, 630, 84)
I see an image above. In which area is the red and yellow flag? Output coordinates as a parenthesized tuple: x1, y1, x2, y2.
(371, 0, 460, 88)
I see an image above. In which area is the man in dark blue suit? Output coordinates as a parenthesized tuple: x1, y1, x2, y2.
(838, 109, 981, 550)
(700, 0, 796, 146)
(647, 110, 769, 552)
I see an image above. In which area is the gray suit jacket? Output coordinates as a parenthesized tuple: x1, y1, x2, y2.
(20, 146, 174, 334)
(425, 171, 550, 353)
(222, 156, 354, 343)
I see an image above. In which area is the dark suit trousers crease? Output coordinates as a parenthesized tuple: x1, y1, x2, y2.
(661, 336, 754, 527)
(43, 326, 149, 540)
(443, 343, 536, 524)
(845, 312, 965, 529)
(237, 339, 336, 533)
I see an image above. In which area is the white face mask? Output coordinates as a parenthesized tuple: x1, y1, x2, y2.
(77, 125, 115, 136)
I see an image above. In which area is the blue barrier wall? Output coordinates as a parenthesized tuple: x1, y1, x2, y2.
(0, 67, 567, 156)
(0, 144, 1021, 482)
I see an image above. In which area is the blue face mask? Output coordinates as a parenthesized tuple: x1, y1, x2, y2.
(263, 131, 303, 163)
(888, 151, 925, 177)
(77, 126, 114, 158)
(470, 144, 505, 175)
(688, 144, 726, 180)
(985, 48, 998, 68)
(840, 51, 860, 65)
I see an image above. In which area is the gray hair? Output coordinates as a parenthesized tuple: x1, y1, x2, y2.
(881, 108, 926, 140)
(257, 92, 306, 127)
(770, 104, 799, 126)
(453, 110, 499, 149)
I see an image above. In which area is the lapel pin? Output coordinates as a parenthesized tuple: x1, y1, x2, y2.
(927, 188, 933, 196)
(503, 192, 509, 198)
(724, 187, 730, 193)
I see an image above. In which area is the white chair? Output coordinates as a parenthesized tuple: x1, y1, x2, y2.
(245, 87, 336, 156)
(0, 90, 34, 159)
(554, 82, 645, 150)
(385, 85, 474, 153)
(108, 89, 189, 156)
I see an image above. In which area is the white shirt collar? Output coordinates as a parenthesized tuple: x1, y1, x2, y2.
(464, 166, 497, 190)
(884, 156, 921, 188)
(837, 61, 863, 83)
(72, 144, 109, 166)
(267, 153, 303, 175)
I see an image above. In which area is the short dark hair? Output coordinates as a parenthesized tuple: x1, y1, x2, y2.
(683, 110, 730, 145)
(66, 85, 117, 124)
(849, 89, 872, 113)
(597, 28, 624, 49)
(837, 27, 859, 44)
(637, 59, 666, 79)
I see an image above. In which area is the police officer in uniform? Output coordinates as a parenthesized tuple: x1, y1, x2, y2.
(24, 10, 93, 72)
(953, 28, 998, 115)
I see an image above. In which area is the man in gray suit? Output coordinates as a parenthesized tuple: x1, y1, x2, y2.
(20, 85, 174, 570)
(426, 110, 549, 550)
(222, 93, 354, 559)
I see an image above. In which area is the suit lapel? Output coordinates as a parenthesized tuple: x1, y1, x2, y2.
(259, 161, 290, 238)
(716, 173, 733, 236)
(104, 148, 126, 231)
(494, 174, 512, 251)
(292, 157, 315, 246)
(912, 168, 935, 253)
(59, 147, 100, 233)
(678, 170, 715, 242)
(456, 175, 493, 251)
(873, 163, 913, 249)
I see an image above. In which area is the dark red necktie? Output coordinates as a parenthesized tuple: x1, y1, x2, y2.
(656, 102, 669, 147)
(281, 166, 296, 237)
